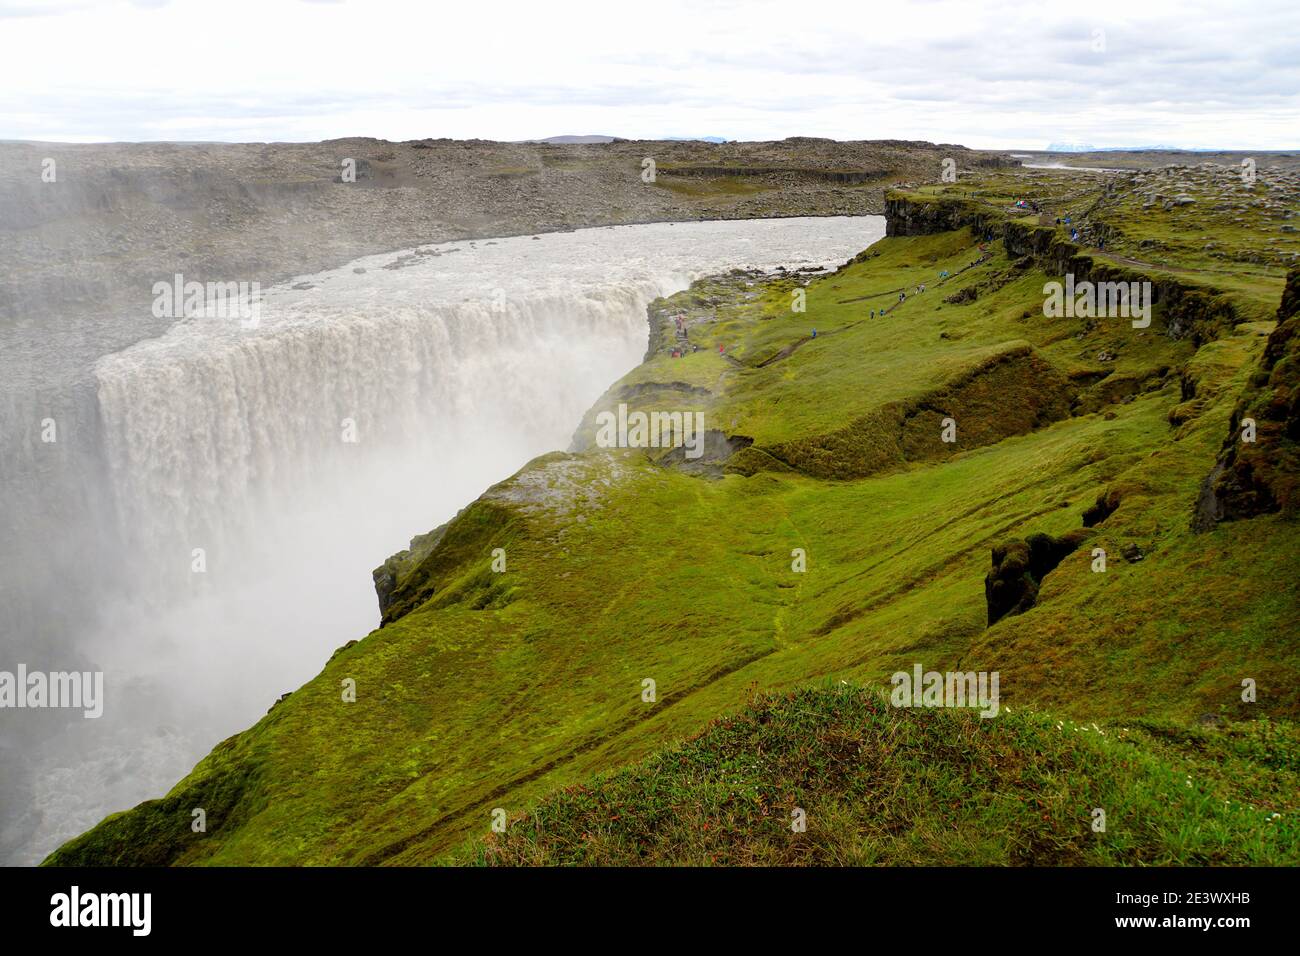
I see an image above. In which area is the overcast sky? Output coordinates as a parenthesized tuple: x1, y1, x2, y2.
(2, 0, 1297, 148)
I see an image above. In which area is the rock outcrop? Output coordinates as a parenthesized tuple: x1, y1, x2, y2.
(985, 529, 1094, 625)
(757, 342, 1073, 480)
(371, 500, 522, 625)
(884, 193, 996, 238)
(1193, 269, 1300, 529)
(883, 192, 1241, 345)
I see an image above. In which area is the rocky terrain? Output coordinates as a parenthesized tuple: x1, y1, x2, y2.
(6, 136, 1296, 331)
(1015, 149, 1300, 175)
(0, 137, 1009, 326)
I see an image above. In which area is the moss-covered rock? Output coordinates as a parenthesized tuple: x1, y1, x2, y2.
(765, 342, 1073, 479)
(985, 528, 1094, 625)
(1194, 269, 1300, 528)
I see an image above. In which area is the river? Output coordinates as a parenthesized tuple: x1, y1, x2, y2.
(0, 215, 885, 865)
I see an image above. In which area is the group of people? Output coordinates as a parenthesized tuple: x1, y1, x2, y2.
(1050, 214, 1107, 250)
(875, 275, 940, 317)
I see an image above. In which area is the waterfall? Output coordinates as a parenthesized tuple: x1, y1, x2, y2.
(0, 215, 885, 865)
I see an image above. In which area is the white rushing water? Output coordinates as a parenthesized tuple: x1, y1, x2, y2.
(1, 215, 884, 865)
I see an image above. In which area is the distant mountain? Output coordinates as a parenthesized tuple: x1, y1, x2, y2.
(1045, 143, 1229, 153)
(528, 135, 618, 144)
(524, 135, 730, 144)
(1092, 145, 1191, 151)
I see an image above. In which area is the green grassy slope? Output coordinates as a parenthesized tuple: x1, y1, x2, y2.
(461, 685, 1300, 866)
(46, 166, 1300, 867)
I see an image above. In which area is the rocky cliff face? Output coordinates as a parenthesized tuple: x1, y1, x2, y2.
(884, 193, 997, 238)
(883, 192, 1241, 345)
(1001, 220, 1240, 344)
(1194, 269, 1300, 528)
(757, 341, 1074, 480)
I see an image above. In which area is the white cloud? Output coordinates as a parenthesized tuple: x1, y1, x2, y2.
(1, 0, 1296, 147)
